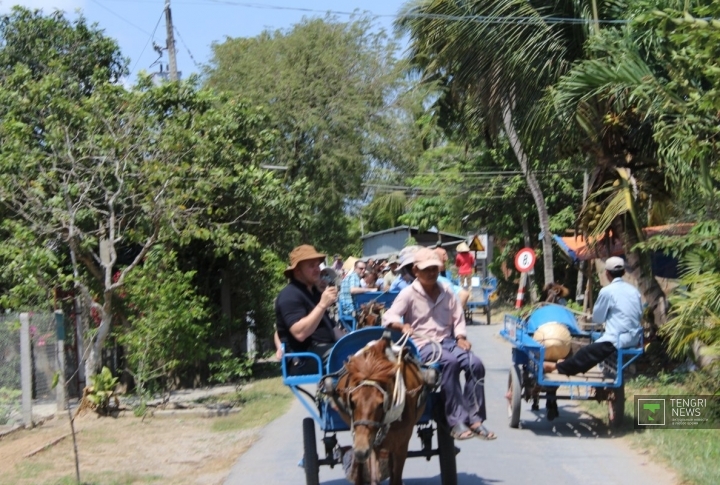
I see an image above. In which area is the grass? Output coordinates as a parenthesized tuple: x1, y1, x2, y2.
(582, 369, 720, 485)
(50, 472, 162, 485)
(16, 462, 54, 479)
(211, 376, 292, 433)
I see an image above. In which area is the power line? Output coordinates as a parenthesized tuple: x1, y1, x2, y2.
(99, 0, 636, 25)
(174, 26, 201, 68)
(129, 11, 165, 76)
(90, 0, 153, 35)
(204, 1, 631, 24)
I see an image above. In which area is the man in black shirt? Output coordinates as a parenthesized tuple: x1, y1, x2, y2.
(276, 244, 338, 375)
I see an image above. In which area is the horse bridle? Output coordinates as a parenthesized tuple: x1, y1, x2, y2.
(346, 378, 402, 447)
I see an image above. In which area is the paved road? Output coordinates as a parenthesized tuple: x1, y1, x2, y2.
(224, 320, 675, 485)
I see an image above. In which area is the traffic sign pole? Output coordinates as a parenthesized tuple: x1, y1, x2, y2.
(513, 248, 535, 309)
(515, 272, 527, 309)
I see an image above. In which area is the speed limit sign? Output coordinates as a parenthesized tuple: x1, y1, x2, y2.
(514, 248, 536, 273)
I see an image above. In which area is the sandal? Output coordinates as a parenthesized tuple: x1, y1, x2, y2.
(449, 423, 475, 440)
(470, 423, 497, 441)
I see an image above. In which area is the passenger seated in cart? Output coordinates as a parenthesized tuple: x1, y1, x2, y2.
(383, 247, 497, 441)
(275, 244, 339, 375)
(543, 256, 643, 376)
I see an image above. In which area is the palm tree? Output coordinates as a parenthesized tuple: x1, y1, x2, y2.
(550, 2, 720, 339)
(396, 0, 610, 286)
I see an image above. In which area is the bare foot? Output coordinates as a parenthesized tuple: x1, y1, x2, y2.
(543, 361, 556, 373)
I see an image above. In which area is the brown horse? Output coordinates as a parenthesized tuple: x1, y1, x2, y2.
(542, 282, 570, 304)
(333, 337, 426, 485)
(356, 302, 385, 329)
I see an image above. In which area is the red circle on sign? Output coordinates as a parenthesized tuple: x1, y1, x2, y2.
(514, 248, 536, 273)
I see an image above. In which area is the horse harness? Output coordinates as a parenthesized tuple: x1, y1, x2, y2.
(323, 349, 428, 447)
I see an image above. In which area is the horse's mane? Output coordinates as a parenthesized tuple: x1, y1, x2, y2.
(345, 346, 397, 383)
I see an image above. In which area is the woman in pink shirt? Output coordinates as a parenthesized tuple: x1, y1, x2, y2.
(454, 242, 475, 288)
(383, 248, 496, 441)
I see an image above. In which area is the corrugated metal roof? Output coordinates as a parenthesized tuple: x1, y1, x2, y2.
(360, 225, 466, 241)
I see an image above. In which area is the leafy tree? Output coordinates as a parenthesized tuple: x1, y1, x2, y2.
(0, 61, 307, 377)
(556, 0, 720, 359)
(0, 7, 127, 88)
(120, 249, 210, 396)
(205, 16, 417, 254)
(549, 0, 720, 336)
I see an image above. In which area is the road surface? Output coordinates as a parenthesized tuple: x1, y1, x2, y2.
(224, 319, 675, 485)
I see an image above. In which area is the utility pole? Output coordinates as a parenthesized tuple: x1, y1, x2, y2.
(164, 0, 178, 81)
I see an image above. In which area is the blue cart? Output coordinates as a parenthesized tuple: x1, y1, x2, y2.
(464, 277, 497, 326)
(281, 327, 458, 485)
(500, 304, 643, 428)
(337, 291, 399, 333)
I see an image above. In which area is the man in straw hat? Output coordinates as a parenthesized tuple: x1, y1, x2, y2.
(275, 245, 339, 375)
(454, 242, 475, 289)
(543, 256, 642, 376)
(383, 247, 496, 441)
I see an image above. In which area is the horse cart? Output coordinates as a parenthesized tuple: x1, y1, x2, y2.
(464, 276, 497, 326)
(500, 304, 643, 428)
(338, 291, 398, 333)
(281, 327, 459, 485)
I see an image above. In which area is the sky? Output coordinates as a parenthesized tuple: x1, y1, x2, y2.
(0, 0, 410, 82)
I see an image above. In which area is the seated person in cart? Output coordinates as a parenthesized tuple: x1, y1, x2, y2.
(382, 247, 496, 441)
(543, 256, 643, 376)
(275, 244, 339, 375)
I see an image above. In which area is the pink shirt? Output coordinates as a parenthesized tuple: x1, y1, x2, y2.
(382, 280, 466, 348)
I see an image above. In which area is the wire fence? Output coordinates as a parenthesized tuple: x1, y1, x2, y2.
(0, 312, 61, 427)
(0, 314, 22, 425)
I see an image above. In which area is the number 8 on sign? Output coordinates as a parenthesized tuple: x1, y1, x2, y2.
(514, 248, 536, 273)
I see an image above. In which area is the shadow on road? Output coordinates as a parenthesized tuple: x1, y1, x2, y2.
(514, 404, 621, 439)
(322, 472, 502, 484)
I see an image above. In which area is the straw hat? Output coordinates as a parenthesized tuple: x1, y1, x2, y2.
(284, 245, 326, 278)
(456, 242, 470, 253)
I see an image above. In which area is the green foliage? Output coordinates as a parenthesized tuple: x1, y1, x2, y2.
(0, 9, 313, 377)
(0, 387, 21, 425)
(205, 15, 416, 253)
(85, 366, 119, 415)
(0, 7, 127, 88)
(0, 319, 20, 389)
(209, 349, 254, 384)
(120, 248, 210, 394)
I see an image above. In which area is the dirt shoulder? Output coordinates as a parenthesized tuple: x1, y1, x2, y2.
(0, 377, 291, 485)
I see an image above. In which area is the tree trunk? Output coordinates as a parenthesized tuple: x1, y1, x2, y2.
(502, 97, 554, 286)
(84, 298, 113, 379)
(692, 339, 719, 369)
(612, 219, 667, 340)
(521, 218, 539, 303)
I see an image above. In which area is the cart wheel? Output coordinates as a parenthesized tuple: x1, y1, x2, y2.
(302, 418, 320, 485)
(507, 365, 522, 428)
(437, 423, 458, 485)
(608, 385, 625, 428)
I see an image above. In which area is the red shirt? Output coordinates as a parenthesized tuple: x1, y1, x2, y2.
(455, 252, 475, 275)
